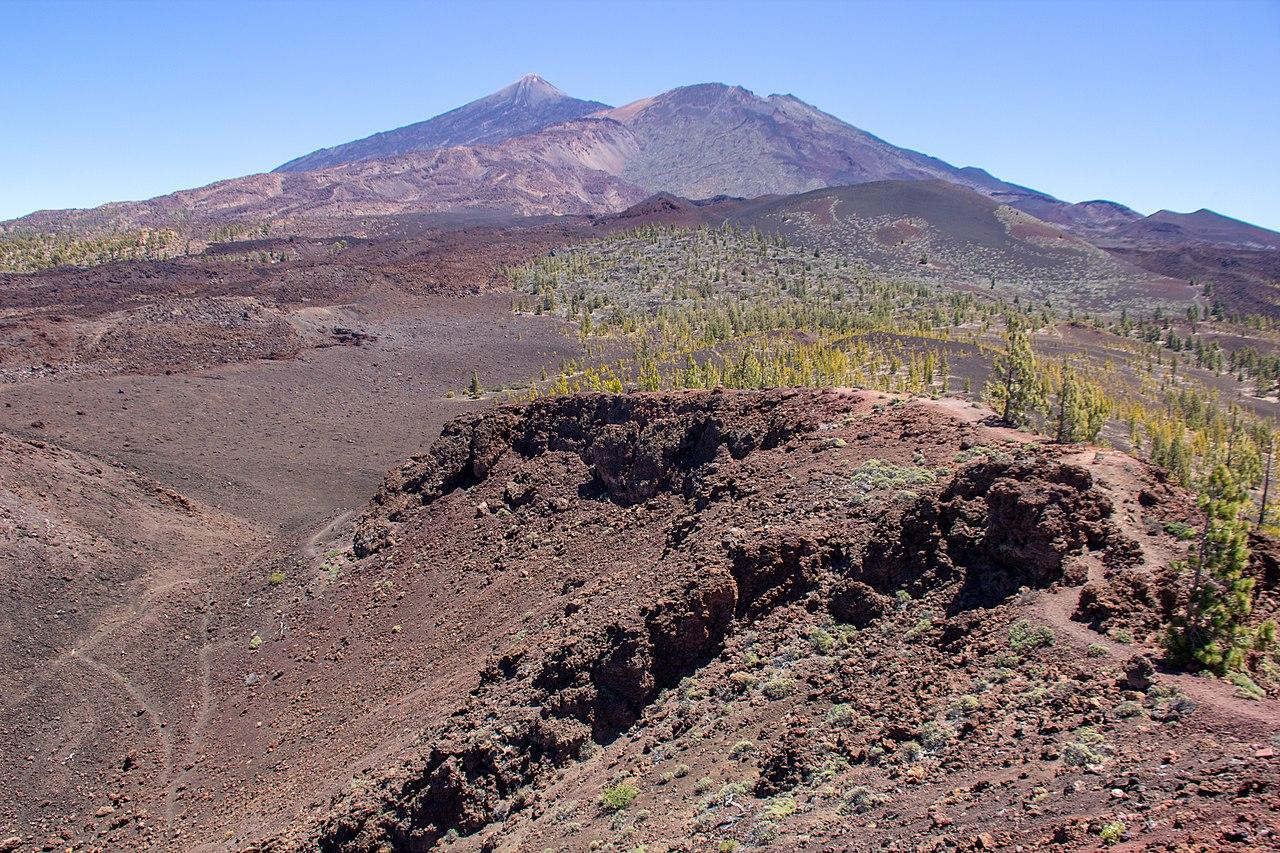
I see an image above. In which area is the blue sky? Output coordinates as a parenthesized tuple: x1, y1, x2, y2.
(2, 0, 1278, 229)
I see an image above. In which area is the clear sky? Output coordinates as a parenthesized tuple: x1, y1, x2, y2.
(3, 0, 1278, 229)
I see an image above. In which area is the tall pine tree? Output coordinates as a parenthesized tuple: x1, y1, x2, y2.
(1165, 466, 1272, 674)
(986, 318, 1045, 427)
(1054, 359, 1109, 443)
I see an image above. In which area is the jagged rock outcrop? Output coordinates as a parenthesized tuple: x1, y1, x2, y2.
(263, 391, 1199, 851)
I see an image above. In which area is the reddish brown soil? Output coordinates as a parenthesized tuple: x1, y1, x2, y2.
(23, 388, 1253, 853)
(0, 228, 592, 850)
(1108, 245, 1280, 317)
(874, 219, 924, 245)
(0, 219, 1276, 853)
(0, 221, 596, 383)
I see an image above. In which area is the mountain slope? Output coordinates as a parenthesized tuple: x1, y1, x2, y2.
(8, 136, 650, 236)
(250, 390, 1279, 852)
(599, 83, 1044, 203)
(275, 74, 609, 173)
(1112, 208, 1280, 250)
(8, 79, 1278, 264)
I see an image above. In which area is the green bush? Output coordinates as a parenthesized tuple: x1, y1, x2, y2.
(1099, 820, 1126, 845)
(600, 781, 639, 812)
(850, 458, 937, 498)
(761, 796, 797, 820)
(838, 785, 889, 815)
(1008, 619, 1055, 652)
(807, 627, 835, 654)
(1227, 670, 1265, 700)
(762, 677, 796, 699)
(826, 703, 855, 725)
(1113, 700, 1145, 718)
(1162, 520, 1197, 541)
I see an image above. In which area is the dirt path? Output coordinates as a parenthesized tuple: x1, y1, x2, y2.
(70, 649, 177, 806)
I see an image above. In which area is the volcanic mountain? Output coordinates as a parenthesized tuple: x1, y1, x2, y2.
(274, 74, 609, 173)
(5, 77, 1278, 263)
(0, 79, 1055, 235)
(590, 83, 1038, 203)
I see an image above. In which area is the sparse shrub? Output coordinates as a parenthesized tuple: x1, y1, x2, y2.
(1145, 684, 1197, 721)
(729, 671, 758, 692)
(905, 612, 935, 640)
(600, 781, 638, 812)
(826, 703, 855, 725)
(719, 842, 739, 853)
(714, 781, 749, 805)
(267, 571, 285, 586)
(1087, 643, 1108, 657)
(1113, 700, 1145, 718)
(693, 777, 714, 795)
(919, 721, 955, 751)
(838, 785, 889, 815)
(949, 694, 980, 717)
(1107, 627, 1134, 645)
(1008, 619, 1055, 652)
(729, 740, 755, 758)
(761, 796, 797, 820)
(989, 666, 1015, 684)
(1099, 820, 1126, 845)
(1050, 679, 1079, 701)
(248, 632, 263, 650)
(753, 821, 780, 843)
(763, 677, 796, 699)
(850, 458, 937, 499)
(807, 626, 835, 654)
(1062, 741, 1106, 767)
(1062, 729, 1109, 768)
(1227, 670, 1265, 700)
(679, 677, 706, 700)
(1163, 520, 1197, 541)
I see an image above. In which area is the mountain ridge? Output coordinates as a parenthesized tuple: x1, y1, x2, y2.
(273, 73, 610, 173)
(5, 76, 1277, 257)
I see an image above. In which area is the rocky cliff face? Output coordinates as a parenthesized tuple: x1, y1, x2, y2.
(249, 390, 1276, 852)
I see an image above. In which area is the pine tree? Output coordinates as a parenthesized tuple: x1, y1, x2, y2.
(1054, 359, 1108, 443)
(1164, 466, 1266, 674)
(986, 318, 1045, 427)
(468, 371, 482, 399)
(1259, 431, 1275, 526)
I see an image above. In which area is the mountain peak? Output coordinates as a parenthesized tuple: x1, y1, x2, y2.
(274, 76, 609, 173)
(499, 74, 569, 105)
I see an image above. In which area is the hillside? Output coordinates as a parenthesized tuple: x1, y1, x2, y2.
(599, 84, 1039, 205)
(8, 79, 1278, 274)
(275, 74, 609, 173)
(0, 82, 1054, 239)
(231, 390, 1275, 851)
(721, 181, 1186, 308)
(1111, 208, 1280, 251)
(6, 389, 1273, 850)
(3, 204, 1280, 849)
